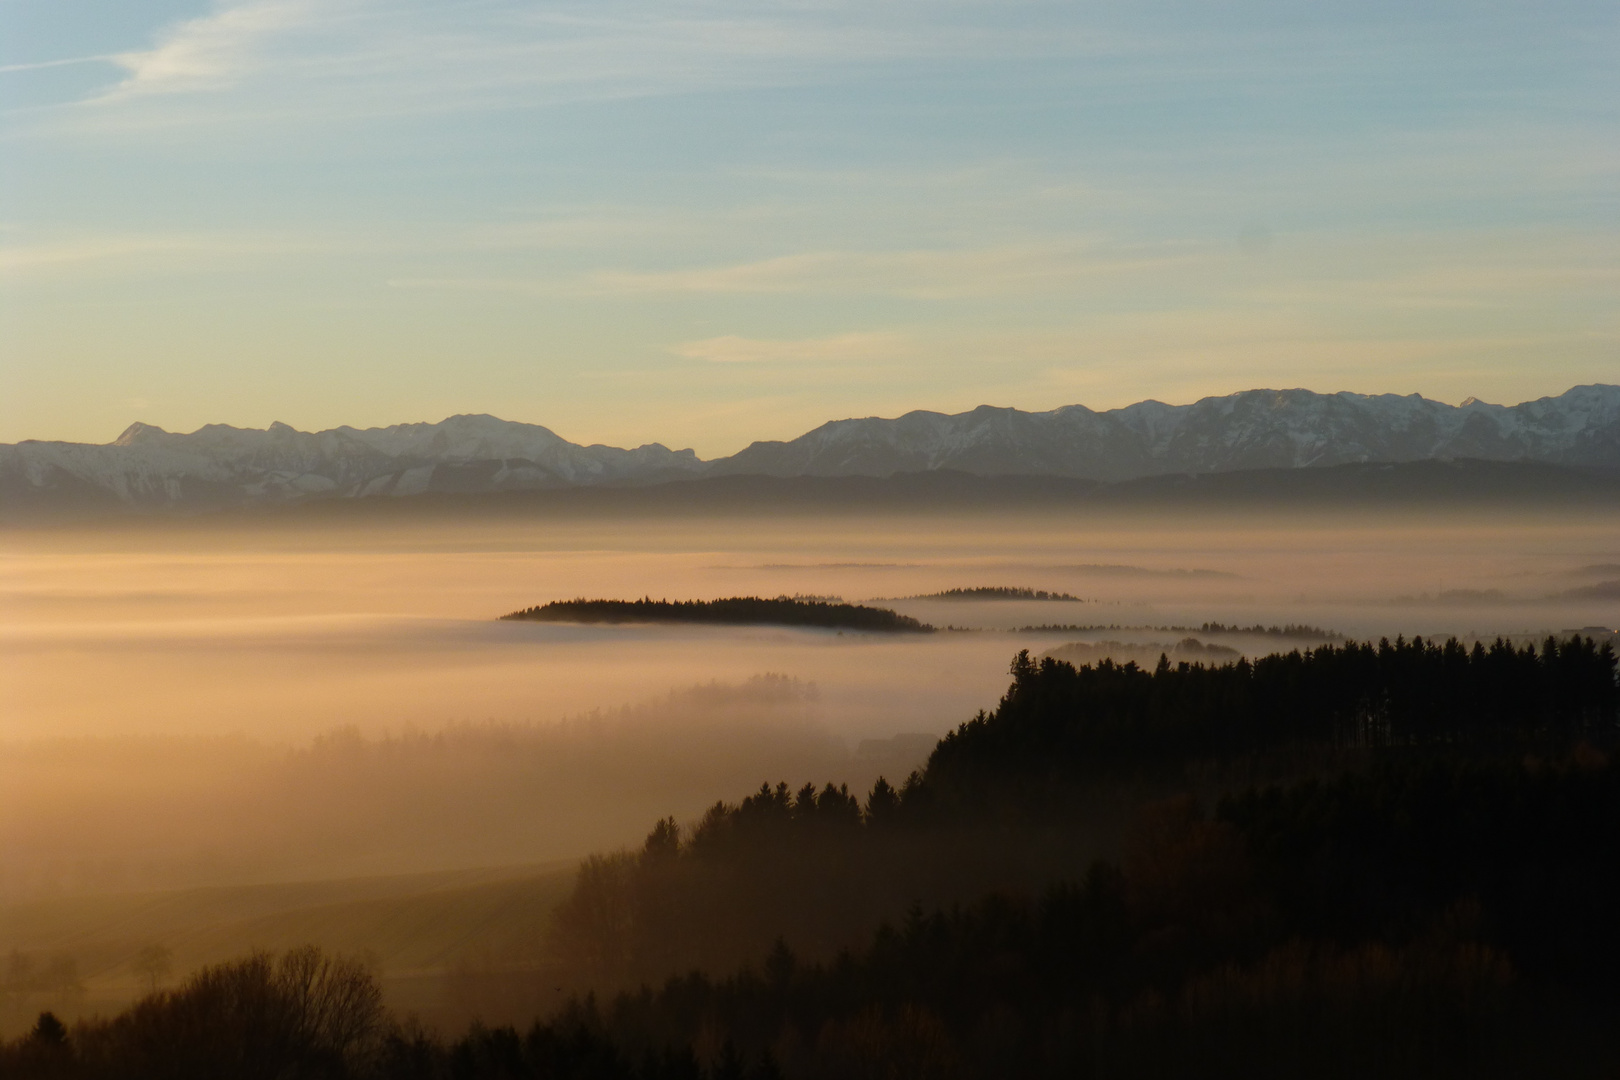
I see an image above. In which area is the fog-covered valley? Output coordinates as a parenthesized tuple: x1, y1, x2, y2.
(5, 508, 1614, 739)
(2, 505, 1615, 1035)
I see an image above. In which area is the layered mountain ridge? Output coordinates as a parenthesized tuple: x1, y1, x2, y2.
(3, 385, 1616, 515)
(712, 385, 1620, 481)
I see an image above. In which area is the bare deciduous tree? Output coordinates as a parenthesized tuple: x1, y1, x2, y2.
(132, 944, 173, 993)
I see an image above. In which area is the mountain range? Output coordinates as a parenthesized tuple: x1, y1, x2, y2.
(3, 385, 1616, 517)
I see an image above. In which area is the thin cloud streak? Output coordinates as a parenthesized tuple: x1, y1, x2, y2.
(0, 55, 125, 75)
(68, 0, 1147, 128)
(382, 234, 1616, 312)
(588, 244, 1204, 299)
(381, 241, 1202, 301)
(99, 0, 327, 101)
(0, 231, 353, 274)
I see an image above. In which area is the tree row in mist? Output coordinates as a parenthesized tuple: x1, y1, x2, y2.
(0, 676, 912, 898)
(499, 598, 933, 633)
(902, 587, 1085, 602)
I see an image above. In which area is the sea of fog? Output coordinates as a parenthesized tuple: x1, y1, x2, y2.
(0, 506, 1615, 1031)
(1, 507, 1615, 894)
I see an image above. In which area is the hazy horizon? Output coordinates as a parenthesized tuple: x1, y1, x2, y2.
(4, 508, 1613, 899)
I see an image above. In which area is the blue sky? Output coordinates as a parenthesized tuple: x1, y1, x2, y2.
(1, 0, 1615, 453)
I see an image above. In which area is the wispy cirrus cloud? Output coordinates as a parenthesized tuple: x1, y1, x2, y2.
(99, 0, 328, 101)
(0, 55, 126, 75)
(65, 0, 1133, 127)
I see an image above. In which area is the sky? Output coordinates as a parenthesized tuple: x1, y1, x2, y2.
(0, 0, 1615, 456)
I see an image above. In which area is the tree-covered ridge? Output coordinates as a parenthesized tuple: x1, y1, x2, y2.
(514, 751, 1620, 1079)
(500, 597, 933, 633)
(931, 634, 1616, 786)
(1015, 621, 1341, 638)
(536, 635, 1618, 990)
(567, 758, 1619, 1076)
(1196, 621, 1342, 639)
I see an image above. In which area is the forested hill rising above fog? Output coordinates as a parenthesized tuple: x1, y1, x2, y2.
(9, 636, 1617, 1077)
(2, 385, 1617, 516)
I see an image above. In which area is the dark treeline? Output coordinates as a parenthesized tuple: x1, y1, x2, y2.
(910, 587, 1084, 602)
(7, 636, 1617, 1078)
(12, 753, 1619, 1078)
(541, 779, 1016, 987)
(1016, 622, 1340, 638)
(536, 635, 1618, 986)
(926, 635, 1617, 808)
(1197, 621, 1341, 639)
(500, 598, 932, 633)
(464, 753, 1620, 1078)
(0, 948, 384, 1080)
(958, 634, 1615, 764)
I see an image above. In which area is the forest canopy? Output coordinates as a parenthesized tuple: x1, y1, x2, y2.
(929, 633, 1619, 783)
(529, 634, 1619, 991)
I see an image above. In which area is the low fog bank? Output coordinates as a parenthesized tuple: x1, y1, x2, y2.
(2, 505, 1615, 1034)
(0, 676, 936, 901)
(4, 507, 1616, 744)
(1, 503, 1616, 1049)
(0, 673, 936, 1035)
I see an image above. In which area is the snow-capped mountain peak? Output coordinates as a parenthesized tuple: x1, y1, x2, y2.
(709, 385, 1620, 481)
(114, 422, 169, 447)
(3, 385, 1615, 515)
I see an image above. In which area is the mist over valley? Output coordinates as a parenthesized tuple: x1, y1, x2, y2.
(3, 499, 1615, 1050)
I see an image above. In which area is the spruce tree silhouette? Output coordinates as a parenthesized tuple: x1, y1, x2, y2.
(28, 1012, 66, 1048)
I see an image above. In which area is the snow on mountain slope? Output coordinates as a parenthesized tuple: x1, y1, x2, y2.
(0, 414, 701, 512)
(710, 386, 1620, 482)
(1, 387, 1615, 515)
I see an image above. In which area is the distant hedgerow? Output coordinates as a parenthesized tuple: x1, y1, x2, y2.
(501, 596, 933, 633)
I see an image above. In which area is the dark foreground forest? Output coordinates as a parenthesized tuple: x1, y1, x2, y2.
(5, 635, 1617, 1079)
